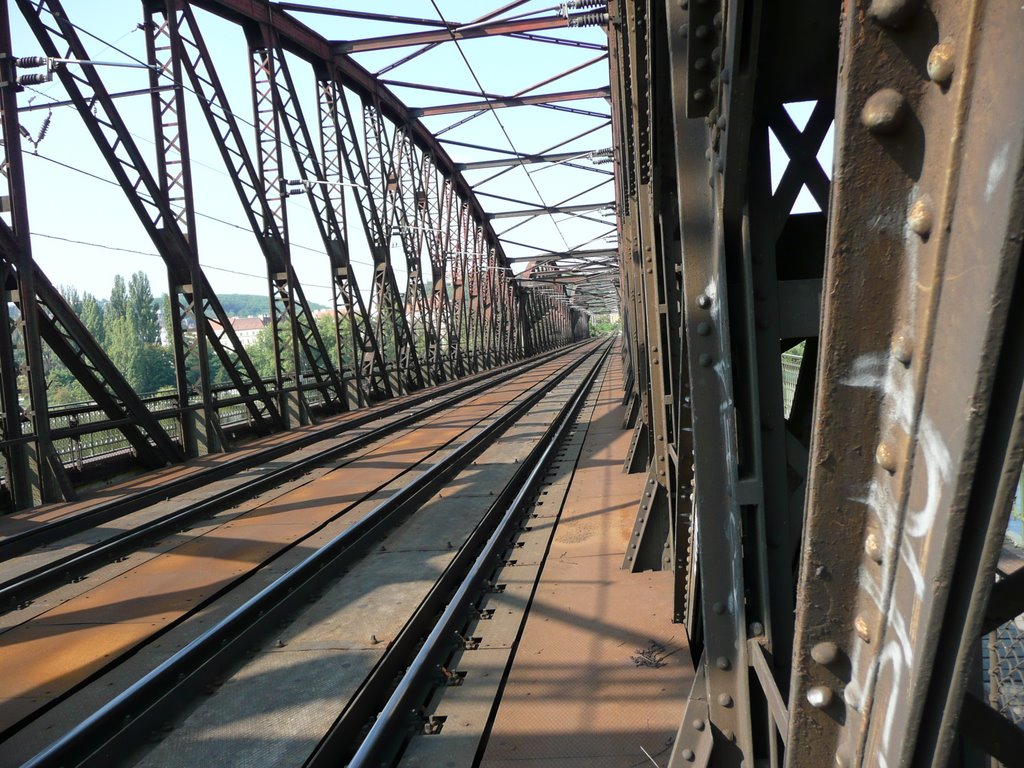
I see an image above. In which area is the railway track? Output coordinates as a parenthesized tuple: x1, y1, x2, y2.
(0, 342, 591, 612)
(0, 339, 611, 767)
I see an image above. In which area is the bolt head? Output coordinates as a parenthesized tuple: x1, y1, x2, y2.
(699, 353, 713, 367)
(716, 656, 731, 670)
(861, 88, 908, 134)
(868, 0, 921, 27)
(692, 718, 706, 731)
(891, 333, 913, 365)
(875, 441, 898, 473)
(927, 42, 956, 84)
(811, 641, 839, 665)
(697, 293, 712, 309)
(697, 320, 712, 336)
(865, 531, 884, 563)
(748, 622, 764, 637)
(807, 685, 834, 709)
(855, 615, 871, 642)
(682, 749, 696, 761)
(908, 195, 934, 238)
(718, 693, 733, 707)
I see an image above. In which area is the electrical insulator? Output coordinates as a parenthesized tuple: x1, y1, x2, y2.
(15, 56, 47, 68)
(568, 12, 609, 27)
(17, 73, 52, 86)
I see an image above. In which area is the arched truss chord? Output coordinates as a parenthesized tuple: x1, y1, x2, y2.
(0, 0, 589, 509)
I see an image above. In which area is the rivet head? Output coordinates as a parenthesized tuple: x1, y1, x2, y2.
(692, 718, 706, 731)
(694, 88, 709, 102)
(868, 0, 921, 27)
(908, 195, 934, 238)
(865, 531, 884, 563)
(749, 622, 764, 637)
(697, 293, 712, 308)
(861, 88, 908, 134)
(718, 693, 733, 707)
(699, 353, 713, 367)
(694, 57, 709, 72)
(712, 601, 726, 614)
(875, 442, 898, 473)
(891, 334, 913, 365)
(682, 748, 696, 761)
(716, 656, 731, 670)
(807, 685, 834, 709)
(843, 686, 862, 710)
(855, 615, 871, 642)
(697, 320, 712, 336)
(927, 42, 956, 84)
(695, 24, 711, 39)
(811, 641, 839, 665)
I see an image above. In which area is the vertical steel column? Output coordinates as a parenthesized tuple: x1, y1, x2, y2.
(249, 34, 304, 427)
(144, 1, 221, 455)
(315, 75, 391, 405)
(360, 101, 424, 394)
(787, 2, 1024, 766)
(0, 6, 67, 504)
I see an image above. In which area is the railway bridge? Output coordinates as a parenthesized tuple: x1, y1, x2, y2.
(0, 1, 1021, 766)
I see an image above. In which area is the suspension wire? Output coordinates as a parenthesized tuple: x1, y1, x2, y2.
(428, 0, 572, 252)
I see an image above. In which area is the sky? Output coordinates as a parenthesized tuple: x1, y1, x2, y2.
(6, 1, 830, 314)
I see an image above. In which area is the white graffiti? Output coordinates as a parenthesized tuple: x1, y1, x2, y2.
(841, 339, 952, 760)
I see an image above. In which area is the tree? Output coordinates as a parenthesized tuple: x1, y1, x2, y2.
(107, 275, 127, 321)
(105, 315, 140, 388)
(80, 292, 104, 345)
(245, 322, 281, 382)
(127, 272, 160, 344)
(60, 285, 82, 314)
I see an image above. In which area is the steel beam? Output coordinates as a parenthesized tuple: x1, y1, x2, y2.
(413, 87, 610, 118)
(331, 13, 590, 53)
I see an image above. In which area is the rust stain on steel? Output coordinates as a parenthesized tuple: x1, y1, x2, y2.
(481, 357, 689, 768)
(0, 352, 581, 734)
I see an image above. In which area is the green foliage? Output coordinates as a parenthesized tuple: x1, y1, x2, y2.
(107, 275, 127, 322)
(46, 280, 344, 407)
(215, 294, 327, 318)
(245, 321, 280, 382)
(60, 285, 82, 314)
(589, 315, 621, 336)
(127, 272, 160, 345)
(80, 293, 104, 346)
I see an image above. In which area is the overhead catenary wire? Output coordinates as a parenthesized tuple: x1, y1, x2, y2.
(427, 0, 573, 253)
(23, 152, 375, 278)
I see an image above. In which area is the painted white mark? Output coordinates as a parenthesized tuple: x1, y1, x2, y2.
(986, 143, 1010, 202)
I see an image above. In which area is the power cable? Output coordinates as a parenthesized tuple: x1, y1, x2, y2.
(428, 0, 572, 252)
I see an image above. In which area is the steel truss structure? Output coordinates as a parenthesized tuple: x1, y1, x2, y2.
(613, 0, 1024, 765)
(0, 0, 591, 510)
(3, 0, 1021, 764)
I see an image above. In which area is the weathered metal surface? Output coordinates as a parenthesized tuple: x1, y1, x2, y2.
(787, 1, 1024, 766)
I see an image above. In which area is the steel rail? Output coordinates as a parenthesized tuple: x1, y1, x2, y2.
(18, 340, 607, 768)
(0, 341, 585, 563)
(0, 341, 593, 612)
(320, 341, 610, 768)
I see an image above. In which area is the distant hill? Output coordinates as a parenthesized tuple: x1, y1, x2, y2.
(217, 294, 327, 317)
